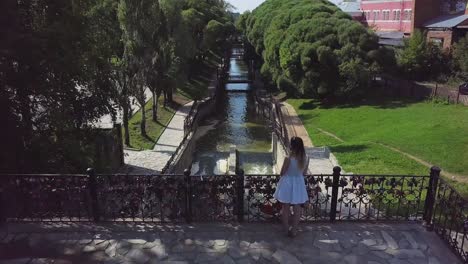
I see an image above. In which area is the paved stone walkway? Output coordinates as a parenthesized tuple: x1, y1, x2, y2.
(122, 101, 194, 174)
(281, 102, 338, 174)
(0, 223, 461, 264)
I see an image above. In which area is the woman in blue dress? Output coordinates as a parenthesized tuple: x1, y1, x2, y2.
(274, 137, 309, 237)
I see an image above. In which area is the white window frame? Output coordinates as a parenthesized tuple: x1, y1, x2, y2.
(373, 10, 380, 21)
(403, 9, 412, 21)
(382, 10, 391, 21)
(393, 9, 401, 21)
(364, 10, 371, 20)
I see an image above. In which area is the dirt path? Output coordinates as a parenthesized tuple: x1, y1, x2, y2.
(375, 142, 468, 184)
(314, 127, 468, 183)
(315, 128, 345, 143)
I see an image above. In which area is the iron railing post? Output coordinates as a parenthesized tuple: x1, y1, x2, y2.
(0, 186, 4, 224)
(184, 169, 193, 224)
(424, 166, 441, 230)
(330, 166, 341, 222)
(114, 123, 124, 166)
(87, 168, 100, 222)
(237, 169, 245, 223)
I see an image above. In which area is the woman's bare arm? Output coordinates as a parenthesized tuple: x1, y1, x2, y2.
(280, 157, 290, 176)
(302, 156, 310, 175)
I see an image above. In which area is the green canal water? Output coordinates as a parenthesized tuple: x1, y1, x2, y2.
(191, 49, 273, 175)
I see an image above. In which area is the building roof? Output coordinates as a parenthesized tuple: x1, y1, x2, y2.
(375, 31, 405, 47)
(376, 31, 405, 39)
(423, 14, 468, 28)
(337, 1, 362, 16)
(379, 38, 404, 47)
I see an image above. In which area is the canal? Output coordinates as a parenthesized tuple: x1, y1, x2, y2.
(190, 46, 273, 175)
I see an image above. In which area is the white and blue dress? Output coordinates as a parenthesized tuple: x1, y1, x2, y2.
(274, 157, 309, 205)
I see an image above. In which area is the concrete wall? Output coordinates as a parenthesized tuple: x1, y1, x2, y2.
(427, 30, 454, 50)
(94, 124, 124, 173)
(168, 98, 217, 174)
(272, 133, 288, 174)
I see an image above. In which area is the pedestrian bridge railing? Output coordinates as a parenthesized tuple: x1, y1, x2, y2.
(0, 167, 466, 262)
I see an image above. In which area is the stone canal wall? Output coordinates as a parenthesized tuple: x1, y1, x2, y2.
(272, 133, 288, 174)
(166, 96, 217, 174)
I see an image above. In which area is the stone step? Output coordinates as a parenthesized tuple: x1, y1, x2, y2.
(306, 147, 330, 159)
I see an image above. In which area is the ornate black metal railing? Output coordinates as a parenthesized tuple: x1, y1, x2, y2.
(0, 167, 466, 262)
(190, 175, 238, 222)
(253, 91, 290, 150)
(162, 97, 215, 174)
(428, 167, 468, 262)
(183, 101, 200, 138)
(1, 174, 92, 222)
(95, 173, 187, 222)
(0, 167, 439, 223)
(244, 168, 429, 223)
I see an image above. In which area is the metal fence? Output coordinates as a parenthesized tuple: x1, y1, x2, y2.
(254, 90, 290, 150)
(430, 172, 468, 262)
(0, 167, 466, 262)
(377, 76, 468, 106)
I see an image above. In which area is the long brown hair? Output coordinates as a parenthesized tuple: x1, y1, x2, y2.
(290, 137, 306, 169)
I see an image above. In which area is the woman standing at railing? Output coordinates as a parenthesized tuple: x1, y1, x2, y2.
(274, 137, 309, 237)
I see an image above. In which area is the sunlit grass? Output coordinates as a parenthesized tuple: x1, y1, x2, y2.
(124, 98, 176, 150)
(289, 99, 468, 197)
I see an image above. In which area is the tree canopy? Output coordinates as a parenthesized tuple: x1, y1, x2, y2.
(238, 0, 382, 98)
(453, 34, 468, 81)
(1, 0, 233, 172)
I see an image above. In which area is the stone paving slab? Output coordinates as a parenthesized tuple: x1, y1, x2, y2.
(121, 101, 194, 174)
(0, 223, 461, 264)
(280, 102, 313, 148)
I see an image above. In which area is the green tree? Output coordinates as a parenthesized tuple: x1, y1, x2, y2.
(397, 30, 428, 80)
(426, 42, 450, 81)
(118, 0, 168, 135)
(453, 34, 468, 81)
(398, 30, 450, 82)
(236, 11, 251, 33)
(87, 0, 135, 146)
(238, 0, 380, 99)
(368, 47, 397, 77)
(160, 0, 193, 92)
(204, 20, 235, 52)
(1, 0, 119, 172)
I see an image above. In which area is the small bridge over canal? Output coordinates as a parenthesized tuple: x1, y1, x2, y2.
(227, 74, 253, 84)
(224, 41, 254, 91)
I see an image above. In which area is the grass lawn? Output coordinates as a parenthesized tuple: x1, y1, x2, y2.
(125, 97, 177, 150)
(288, 99, 468, 195)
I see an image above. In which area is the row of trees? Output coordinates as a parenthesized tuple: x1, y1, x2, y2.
(391, 30, 468, 82)
(237, 0, 468, 98)
(398, 30, 468, 83)
(453, 35, 468, 81)
(237, 0, 392, 99)
(0, 0, 234, 172)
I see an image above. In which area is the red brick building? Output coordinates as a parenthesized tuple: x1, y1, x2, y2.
(416, 0, 468, 49)
(361, 0, 414, 34)
(357, 0, 468, 49)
